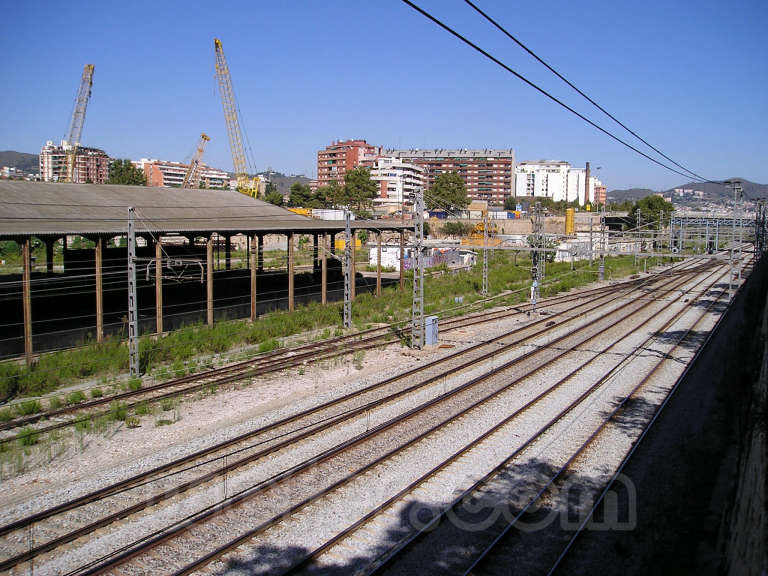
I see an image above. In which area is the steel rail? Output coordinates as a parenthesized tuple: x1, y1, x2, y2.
(69, 265, 716, 576)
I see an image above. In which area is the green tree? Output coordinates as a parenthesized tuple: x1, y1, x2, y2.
(427, 172, 469, 212)
(503, 196, 518, 211)
(289, 182, 313, 207)
(631, 195, 674, 229)
(265, 190, 284, 206)
(107, 159, 146, 186)
(343, 167, 377, 217)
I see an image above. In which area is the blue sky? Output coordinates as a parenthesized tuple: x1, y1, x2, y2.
(1, 0, 766, 190)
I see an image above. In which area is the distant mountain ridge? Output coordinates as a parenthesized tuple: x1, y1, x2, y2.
(609, 178, 768, 203)
(0, 151, 38, 173)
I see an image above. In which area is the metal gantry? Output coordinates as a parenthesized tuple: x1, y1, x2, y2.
(127, 207, 140, 377)
(411, 188, 425, 349)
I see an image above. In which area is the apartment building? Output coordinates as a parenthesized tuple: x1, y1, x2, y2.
(383, 148, 516, 204)
(370, 157, 426, 205)
(515, 160, 602, 205)
(316, 139, 381, 187)
(39, 141, 110, 184)
(133, 158, 229, 189)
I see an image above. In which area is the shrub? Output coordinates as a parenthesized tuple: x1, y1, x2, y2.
(90, 388, 103, 399)
(15, 400, 42, 416)
(134, 402, 150, 416)
(125, 416, 141, 428)
(109, 401, 128, 422)
(258, 339, 279, 353)
(48, 397, 64, 410)
(0, 408, 13, 422)
(160, 398, 174, 412)
(127, 378, 142, 391)
(67, 390, 86, 405)
(74, 418, 91, 432)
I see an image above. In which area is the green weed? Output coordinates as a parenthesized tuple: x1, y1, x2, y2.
(90, 388, 103, 399)
(67, 390, 86, 405)
(18, 427, 39, 446)
(15, 400, 42, 416)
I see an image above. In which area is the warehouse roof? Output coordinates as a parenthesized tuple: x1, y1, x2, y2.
(0, 181, 405, 238)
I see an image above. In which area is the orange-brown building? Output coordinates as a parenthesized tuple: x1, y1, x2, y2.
(316, 139, 381, 187)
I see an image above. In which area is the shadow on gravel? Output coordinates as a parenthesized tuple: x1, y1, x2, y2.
(651, 329, 709, 353)
(600, 396, 658, 436)
(207, 458, 635, 576)
(690, 298, 728, 315)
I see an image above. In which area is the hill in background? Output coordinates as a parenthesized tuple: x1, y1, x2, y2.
(0, 151, 38, 173)
(258, 172, 312, 196)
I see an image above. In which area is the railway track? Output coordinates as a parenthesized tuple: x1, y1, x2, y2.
(0, 258, 721, 575)
(0, 261, 694, 444)
(209, 261, 736, 576)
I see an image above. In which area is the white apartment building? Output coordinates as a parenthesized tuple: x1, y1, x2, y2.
(133, 158, 229, 189)
(515, 160, 602, 205)
(370, 157, 426, 204)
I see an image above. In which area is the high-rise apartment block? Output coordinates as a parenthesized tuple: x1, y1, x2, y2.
(133, 158, 229, 189)
(383, 149, 516, 204)
(370, 157, 426, 204)
(39, 141, 110, 184)
(515, 160, 602, 205)
(316, 139, 381, 187)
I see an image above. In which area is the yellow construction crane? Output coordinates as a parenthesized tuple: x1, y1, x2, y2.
(213, 38, 258, 198)
(63, 64, 94, 183)
(181, 133, 211, 189)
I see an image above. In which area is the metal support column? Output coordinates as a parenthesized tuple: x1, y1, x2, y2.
(250, 234, 257, 322)
(482, 213, 489, 296)
(321, 233, 328, 305)
(257, 234, 264, 273)
(598, 203, 606, 281)
(376, 232, 382, 297)
(96, 237, 104, 342)
(22, 238, 32, 364)
(207, 236, 214, 326)
(350, 230, 356, 301)
(411, 188, 425, 349)
(343, 213, 352, 328)
(224, 235, 231, 270)
(155, 238, 162, 335)
(399, 231, 405, 291)
(313, 233, 319, 273)
(127, 208, 140, 377)
(288, 232, 295, 312)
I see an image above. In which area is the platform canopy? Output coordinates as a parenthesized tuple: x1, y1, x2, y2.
(0, 181, 405, 239)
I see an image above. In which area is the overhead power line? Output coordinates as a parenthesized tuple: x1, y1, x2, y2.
(399, 0, 709, 184)
(463, 0, 713, 184)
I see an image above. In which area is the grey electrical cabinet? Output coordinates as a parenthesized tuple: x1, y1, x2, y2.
(425, 315, 439, 346)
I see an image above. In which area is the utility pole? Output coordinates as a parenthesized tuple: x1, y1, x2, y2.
(127, 207, 140, 377)
(482, 212, 489, 296)
(728, 180, 741, 299)
(598, 202, 606, 281)
(411, 188, 425, 349)
(588, 213, 593, 266)
(635, 208, 641, 267)
(343, 210, 352, 329)
(531, 202, 544, 310)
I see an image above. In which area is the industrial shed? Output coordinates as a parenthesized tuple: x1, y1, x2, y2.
(0, 181, 407, 360)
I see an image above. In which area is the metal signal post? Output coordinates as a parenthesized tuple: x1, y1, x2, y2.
(482, 213, 489, 297)
(127, 207, 140, 377)
(411, 188, 425, 349)
(343, 210, 352, 329)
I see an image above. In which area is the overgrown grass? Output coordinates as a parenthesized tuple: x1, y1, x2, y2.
(0, 253, 642, 401)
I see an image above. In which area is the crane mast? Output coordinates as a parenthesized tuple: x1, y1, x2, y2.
(64, 64, 94, 183)
(181, 133, 211, 189)
(213, 38, 256, 197)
